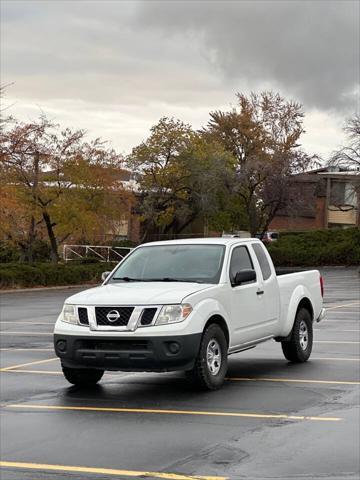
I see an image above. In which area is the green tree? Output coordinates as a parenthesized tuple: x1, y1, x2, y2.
(183, 136, 235, 234)
(128, 117, 233, 240)
(128, 117, 193, 240)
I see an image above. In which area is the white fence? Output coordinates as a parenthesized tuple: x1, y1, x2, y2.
(63, 244, 132, 263)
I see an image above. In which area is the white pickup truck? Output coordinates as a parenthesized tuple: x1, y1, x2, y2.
(54, 238, 325, 390)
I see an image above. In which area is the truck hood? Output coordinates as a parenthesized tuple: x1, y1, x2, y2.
(65, 282, 213, 306)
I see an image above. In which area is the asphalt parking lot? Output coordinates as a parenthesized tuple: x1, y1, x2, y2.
(0, 267, 359, 480)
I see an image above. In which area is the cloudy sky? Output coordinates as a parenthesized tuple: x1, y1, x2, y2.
(1, 0, 359, 159)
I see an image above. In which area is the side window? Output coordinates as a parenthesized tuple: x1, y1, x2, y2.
(252, 243, 272, 280)
(229, 246, 254, 284)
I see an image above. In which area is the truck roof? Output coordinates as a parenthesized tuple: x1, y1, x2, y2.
(141, 237, 261, 247)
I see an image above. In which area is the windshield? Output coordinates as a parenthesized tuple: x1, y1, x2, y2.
(109, 244, 226, 284)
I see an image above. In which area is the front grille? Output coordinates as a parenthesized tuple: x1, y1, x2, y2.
(78, 307, 89, 325)
(95, 306, 134, 327)
(140, 308, 157, 326)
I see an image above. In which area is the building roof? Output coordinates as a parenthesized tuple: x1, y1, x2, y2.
(317, 171, 360, 179)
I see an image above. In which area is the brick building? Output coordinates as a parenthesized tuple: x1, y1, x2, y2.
(269, 167, 360, 231)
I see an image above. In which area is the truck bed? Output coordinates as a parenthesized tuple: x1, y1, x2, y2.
(275, 267, 307, 276)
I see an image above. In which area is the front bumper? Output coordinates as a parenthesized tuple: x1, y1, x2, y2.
(54, 333, 202, 372)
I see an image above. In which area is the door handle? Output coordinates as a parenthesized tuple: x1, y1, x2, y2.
(256, 290, 264, 295)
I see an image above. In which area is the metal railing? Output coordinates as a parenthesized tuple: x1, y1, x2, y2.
(63, 245, 133, 263)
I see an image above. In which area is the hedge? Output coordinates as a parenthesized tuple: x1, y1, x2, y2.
(267, 227, 360, 267)
(1, 228, 359, 288)
(0, 262, 115, 289)
(0, 240, 51, 263)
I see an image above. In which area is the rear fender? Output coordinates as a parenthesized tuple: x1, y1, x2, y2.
(278, 285, 313, 337)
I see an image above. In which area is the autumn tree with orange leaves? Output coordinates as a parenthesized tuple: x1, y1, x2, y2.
(0, 115, 133, 262)
(204, 91, 318, 236)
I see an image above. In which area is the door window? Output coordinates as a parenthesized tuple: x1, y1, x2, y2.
(252, 243, 272, 280)
(229, 246, 254, 285)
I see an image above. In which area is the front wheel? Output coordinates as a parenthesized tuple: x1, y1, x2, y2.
(186, 324, 228, 390)
(62, 366, 104, 386)
(281, 308, 313, 362)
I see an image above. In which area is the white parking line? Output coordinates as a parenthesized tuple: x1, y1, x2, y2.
(314, 329, 360, 332)
(0, 348, 53, 351)
(228, 377, 359, 385)
(312, 356, 360, 362)
(0, 321, 54, 325)
(0, 332, 53, 335)
(314, 340, 360, 344)
(324, 320, 359, 323)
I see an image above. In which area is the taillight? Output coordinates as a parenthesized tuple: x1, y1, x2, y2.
(320, 275, 324, 297)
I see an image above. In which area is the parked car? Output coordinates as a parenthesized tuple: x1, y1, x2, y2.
(255, 231, 279, 243)
(54, 238, 325, 390)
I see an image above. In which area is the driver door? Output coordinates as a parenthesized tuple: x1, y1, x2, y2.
(228, 245, 265, 347)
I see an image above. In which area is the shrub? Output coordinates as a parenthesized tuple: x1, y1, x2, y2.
(0, 242, 20, 263)
(0, 240, 51, 263)
(0, 262, 115, 289)
(267, 228, 360, 266)
(111, 239, 138, 248)
(74, 257, 103, 264)
(30, 240, 52, 262)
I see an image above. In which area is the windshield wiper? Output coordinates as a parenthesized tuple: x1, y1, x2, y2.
(112, 277, 144, 282)
(112, 277, 206, 283)
(151, 277, 183, 282)
(145, 277, 205, 283)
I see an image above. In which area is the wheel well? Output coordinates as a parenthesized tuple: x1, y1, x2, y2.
(297, 297, 314, 321)
(204, 315, 230, 346)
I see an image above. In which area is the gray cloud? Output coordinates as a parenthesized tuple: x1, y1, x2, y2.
(3, 0, 358, 110)
(2, 1, 230, 108)
(0, 0, 358, 157)
(135, 0, 359, 111)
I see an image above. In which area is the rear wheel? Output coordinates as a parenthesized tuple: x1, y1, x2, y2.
(62, 366, 104, 386)
(281, 308, 313, 362)
(187, 324, 228, 390)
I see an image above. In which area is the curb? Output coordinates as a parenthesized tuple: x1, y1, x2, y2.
(0, 284, 97, 294)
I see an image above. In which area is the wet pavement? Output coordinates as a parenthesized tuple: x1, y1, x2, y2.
(0, 267, 359, 479)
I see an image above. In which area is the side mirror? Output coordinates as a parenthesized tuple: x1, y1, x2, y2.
(233, 269, 256, 286)
(101, 271, 111, 282)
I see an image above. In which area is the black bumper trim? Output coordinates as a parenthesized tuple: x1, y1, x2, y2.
(54, 333, 202, 372)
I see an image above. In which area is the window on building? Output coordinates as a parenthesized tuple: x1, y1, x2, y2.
(330, 181, 357, 207)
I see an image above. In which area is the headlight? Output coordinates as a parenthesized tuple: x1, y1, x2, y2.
(62, 304, 78, 324)
(156, 303, 192, 325)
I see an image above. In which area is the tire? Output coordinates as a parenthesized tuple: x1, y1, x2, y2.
(281, 308, 313, 362)
(187, 323, 228, 390)
(62, 366, 104, 386)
